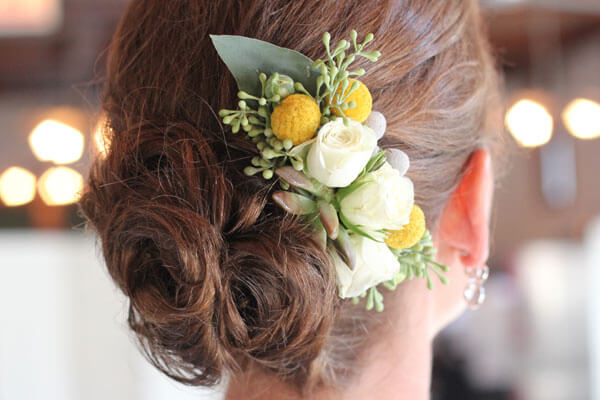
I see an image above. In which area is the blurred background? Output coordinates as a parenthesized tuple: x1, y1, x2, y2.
(0, 0, 598, 399)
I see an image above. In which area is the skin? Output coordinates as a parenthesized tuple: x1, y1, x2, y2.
(227, 149, 494, 400)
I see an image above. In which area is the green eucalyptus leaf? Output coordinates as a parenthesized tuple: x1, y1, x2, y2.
(210, 34, 320, 96)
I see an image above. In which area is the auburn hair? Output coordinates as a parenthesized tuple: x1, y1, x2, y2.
(80, 0, 501, 394)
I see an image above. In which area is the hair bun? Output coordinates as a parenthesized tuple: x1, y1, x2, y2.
(81, 120, 338, 386)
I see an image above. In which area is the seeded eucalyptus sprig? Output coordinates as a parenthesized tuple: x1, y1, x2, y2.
(218, 71, 306, 184)
(310, 30, 381, 125)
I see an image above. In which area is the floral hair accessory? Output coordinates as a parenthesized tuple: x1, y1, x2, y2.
(211, 31, 449, 312)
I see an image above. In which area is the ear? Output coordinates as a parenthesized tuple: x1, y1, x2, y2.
(438, 149, 493, 269)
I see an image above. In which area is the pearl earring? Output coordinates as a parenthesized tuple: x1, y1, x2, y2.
(463, 265, 489, 310)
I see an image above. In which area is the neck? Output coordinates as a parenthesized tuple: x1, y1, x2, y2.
(226, 280, 435, 400)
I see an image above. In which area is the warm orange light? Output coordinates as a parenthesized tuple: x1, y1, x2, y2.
(562, 98, 600, 140)
(0, 167, 37, 207)
(505, 99, 553, 147)
(29, 119, 84, 164)
(37, 166, 83, 206)
(0, 0, 62, 36)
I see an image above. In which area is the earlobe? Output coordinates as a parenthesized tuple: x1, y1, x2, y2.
(438, 149, 493, 269)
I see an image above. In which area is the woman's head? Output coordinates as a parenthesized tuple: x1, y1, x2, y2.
(80, 0, 501, 394)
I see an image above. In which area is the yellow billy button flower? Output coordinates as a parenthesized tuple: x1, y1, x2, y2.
(271, 94, 321, 145)
(385, 205, 426, 250)
(333, 79, 372, 123)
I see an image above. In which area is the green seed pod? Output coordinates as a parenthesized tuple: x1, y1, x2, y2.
(322, 32, 331, 47)
(290, 158, 304, 171)
(352, 68, 366, 76)
(348, 100, 357, 109)
(232, 120, 241, 133)
(263, 128, 273, 137)
(330, 66, 338, 78)
(248, 116, 263, 125)
(218, 109, 231, 117)
(279, 180, 290, 190)
(258, 97, 267, 106)
(238, 100, 247, 110)
(241, 116, 249, 126)
(333, 40, 348, 55)
(258, 158, 271, 168)
(320, 64, 328, 76)
(361, 50, 381, 62)
(242, 123, 252, 133)
(223, 115, 235, 125)
(258, 107, 268, 118)
(262, 169, 273, 179)
(244, 166, 260, 176)
(238, 91, 255, 100)
(364, 33, 374, 44)
(272, 140, 284, 151)
(262, 148, 280, 159)
(294, 82, 306, 92)
(283, 139, 293, 150)
(257, 141, 267, 150)
(251, 157, 261, 167)
(350, 30, 357, 43)
(341, 102, 348, 110)
(248, 128, 263, 137)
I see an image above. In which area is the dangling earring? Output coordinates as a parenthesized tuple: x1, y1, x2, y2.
(463, 265, 489, 310)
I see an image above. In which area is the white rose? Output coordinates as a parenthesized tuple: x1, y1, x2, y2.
(339, 162, 414, 233)
(307, 118, 377, 188)
(331, 234, 400, 298)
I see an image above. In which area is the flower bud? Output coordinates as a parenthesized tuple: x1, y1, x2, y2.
(244, 166, 260, 176)
(262, 169, 274, 179)
(322, 32, 331, 47)
(265, 73, 295, 99)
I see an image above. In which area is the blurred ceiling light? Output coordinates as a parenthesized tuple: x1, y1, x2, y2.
(93, 117, 111, 158)
(37, 166, 83, 206)
(29, 119, 84, 164)
(562, 98, 600, 140)
(0, 0, 62, 37)
(505, 99, 554, 147)
(0, 167, 37, 207)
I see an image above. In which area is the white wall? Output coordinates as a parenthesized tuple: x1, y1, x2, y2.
(0, 231, 225, 400)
